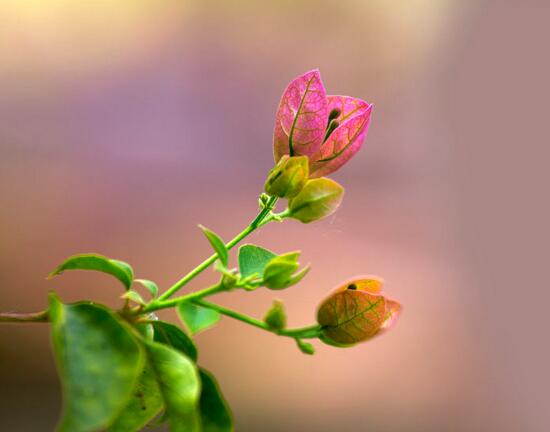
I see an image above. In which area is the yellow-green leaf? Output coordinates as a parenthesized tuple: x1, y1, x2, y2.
(48, 253, 134, 290)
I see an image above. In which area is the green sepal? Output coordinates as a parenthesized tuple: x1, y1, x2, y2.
(318, 332, 356, 348)
(48, 253, 134, 290)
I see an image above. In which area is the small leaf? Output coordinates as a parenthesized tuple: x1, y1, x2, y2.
(263, 300, 286, 331)
(178, 302, 221, 335)
(48, 293, 144, 432)
(152, 321, 198, 362)
(48, 253, 134, 290)
(135, 279, 159, 298)
(199, 368, 234, 432)
(199, 225, 228, 267)
(107, 361, 164, 432)
(238, 244, 277, 279)
(295, 339, 315, 355)
(121, 290, 145, 305)
(144, 340, 201, 432)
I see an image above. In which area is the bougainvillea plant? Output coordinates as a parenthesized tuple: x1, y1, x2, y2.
(0, 69, 401, 432)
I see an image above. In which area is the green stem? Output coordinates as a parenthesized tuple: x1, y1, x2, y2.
(193, 299, 321, 339)
(0, 310, 49, 323)
(142, 282, 223, 313)
(156, 196, 279, 302)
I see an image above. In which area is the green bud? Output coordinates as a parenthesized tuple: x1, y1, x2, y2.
(288, 178, 344, 223)
(263, 300, 287, 331)
(262, 252, 310, 290)
(295, 338, 316, 355)
(221, 272, 238, 289)
(264, 155, 309, 199)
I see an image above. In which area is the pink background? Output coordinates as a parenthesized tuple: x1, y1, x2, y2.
(1, 1, 548, 431)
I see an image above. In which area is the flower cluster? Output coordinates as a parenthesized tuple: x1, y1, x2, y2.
(266, 69, 373, 223)
(266, 70, 400, 347)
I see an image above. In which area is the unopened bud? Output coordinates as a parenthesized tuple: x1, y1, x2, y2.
(262, 252, 309, 290)
(288, 178, 344, 223)
(317, 277, 401, 346)
(264, 155, 309, 199)
(264, 300, 287, 331)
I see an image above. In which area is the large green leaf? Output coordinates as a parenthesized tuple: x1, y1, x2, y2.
(48, 253, 134, 290)
(178, 302, 221, 335)
(144, 341, 201, 432)
(107, 361, 163, 432)
(48, 294, 143, 432)
(199, 368, 233, 432)
(152, 320, 198, 362)
(238, 244, 277, 278)
(199, 225, 228, 266)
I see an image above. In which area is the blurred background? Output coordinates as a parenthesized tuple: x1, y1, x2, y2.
(1, 1, 548, 431)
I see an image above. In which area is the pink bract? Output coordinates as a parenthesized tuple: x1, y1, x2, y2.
(273, 69, 328, 161)
(273, 71, 372, 177)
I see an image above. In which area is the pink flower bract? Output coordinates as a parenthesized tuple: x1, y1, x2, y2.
(273, 70, 372, 177)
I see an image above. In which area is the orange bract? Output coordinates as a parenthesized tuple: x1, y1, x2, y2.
(317, 277, 401, 345)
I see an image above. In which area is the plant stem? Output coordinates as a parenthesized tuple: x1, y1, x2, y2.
(156, 195, 279, 302)
(0, 310, 49, 323)
(193, 299, 321, 339)
(142, 282, 223, 313)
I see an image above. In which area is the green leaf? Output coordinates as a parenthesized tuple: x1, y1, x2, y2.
(48, 293, 143, 432)
(152, 321, 198, 362)
(144, 340, 201, 432)
(238, 244, 277, 278)
(107, 361, 164, 432)
(134, 279, 159, 298)
(263, 300, 286, 330)
(48, 253, 134, 290)
(199, 368, 233, 432)
(199, 225, 228, 266)
(295, 338, 316, 355)
(121, 290, 145, 305)
(178, 302, 221, 335)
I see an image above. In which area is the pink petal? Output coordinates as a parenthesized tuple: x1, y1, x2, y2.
(273, 70, 328, 161)
(380, 299, 402, 330)
(327, 95, 371, 124)
(309, 96, 372, 178)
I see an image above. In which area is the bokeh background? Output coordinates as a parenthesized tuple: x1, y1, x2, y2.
(1, 1, 548, 431)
